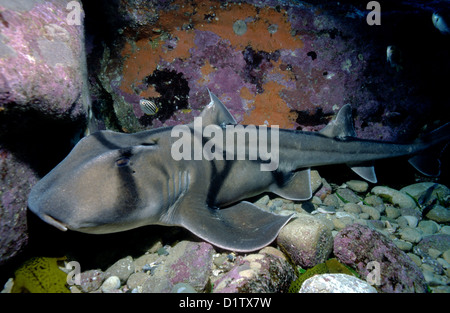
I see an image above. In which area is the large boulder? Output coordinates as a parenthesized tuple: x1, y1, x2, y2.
(334, 223, 427, 293)
(0, 0, 89, 265)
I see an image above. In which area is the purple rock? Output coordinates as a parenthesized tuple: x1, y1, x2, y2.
(334, 223, 427, 293)
(213, 253, 295, 293)
(0, 0, 88, 121)
(141, 241, 214, 292)
(0, 0, 88, 265)
(0, 148, 38, 265)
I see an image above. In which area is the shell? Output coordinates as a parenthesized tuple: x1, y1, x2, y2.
(139, 99, 159, 115)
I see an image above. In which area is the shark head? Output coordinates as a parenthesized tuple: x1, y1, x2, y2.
(28, 130, 167, 234)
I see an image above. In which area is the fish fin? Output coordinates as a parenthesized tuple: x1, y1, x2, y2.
(179, 201, 293, 252)
(349, 164, 377, 183)
(198, 89, 237, 127)
(269, 169, 312, 200)
(408, 153, 442, 177)
(319, 105, 379, 183)
(319, 104, 356, 138)
(408, 122, 450, 177)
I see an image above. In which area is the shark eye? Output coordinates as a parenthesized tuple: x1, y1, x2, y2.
(115, 156, 130, 167)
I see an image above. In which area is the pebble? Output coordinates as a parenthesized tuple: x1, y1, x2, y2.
(371, 186, 417, 210)
(426, 205, 450, 223)
(277, 214, 333, 268)
(77, 269, 104, 293)
(335, 188, 361, 203)
(299, 274, 377, 293)
(400, 183, 449, 203)
(104, 256, 134, 284)
(443, 249, 450, 263)
(127, 272, 149, 290)
(385, 206, 401, 219)
(360, 205, 380, 220)
(346, 180, 369, 193)
(393, 239, 413, 251)
(418, 220, 439, 235)
(171, 283, 197, 293)
(343, 203, 361, 214)
(402, 215, 419, 228)
(399, 227, 423, 244)
(364, 195, 385, 209)
(440, 226, 450, 235)
(101, 276, 121, 293)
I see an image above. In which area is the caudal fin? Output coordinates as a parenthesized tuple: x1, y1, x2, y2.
(408, 122, 450, 177)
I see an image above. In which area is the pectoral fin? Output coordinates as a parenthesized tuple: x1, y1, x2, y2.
(179, 201, 294, 252)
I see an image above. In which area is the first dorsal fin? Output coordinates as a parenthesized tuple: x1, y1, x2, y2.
(320, 105, 377, 183)
(198, 89, 237, 127)
(319, 104, 356, 138)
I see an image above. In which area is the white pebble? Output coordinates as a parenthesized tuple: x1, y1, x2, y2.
(101, 276, 121, 293)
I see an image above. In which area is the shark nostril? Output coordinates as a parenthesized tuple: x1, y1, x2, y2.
(41, 214, 68, 231)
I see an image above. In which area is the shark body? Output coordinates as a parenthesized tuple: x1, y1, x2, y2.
(28, 90, 450, 251)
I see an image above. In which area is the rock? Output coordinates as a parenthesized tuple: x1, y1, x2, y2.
(277, 215, 333, 268)
(346, 180, 369, 193)
(77, 269, 105, 293)
(440, 226, 450, 235)
(314, 177, 332, 200)
(299, 273, 377, 293)
(360, 205, 380, 220)
(259, 246, 287, 260)
(333, 216, 354, 230)
(335, 188, 361, 204)
(0, 0, 89, 265)
(426, 205, 450, 223)
(407, 253, 422, 267)
(443, 249, 450, 264)
(416, 234, 450, 254)
(343, 203, 361, 214)
(213, 253, 295, 292)
(399, 227, 423, 244)
(334, 224, 427, 293)
(371, 186, 417, 210)
(400, 183, 449, 204)
(141, 241, 214, 293)
(171, 283, 197, 293)
(418, 220, 439, 235)
(0, 150, 37, 265)
(323, 194, 339, 208)
(393, 239, 413, 252)
(127, 272, 150, 291)
(422, 269, 448, 286)
(0, 0, 88, 121)
(402, 215, 419, 228)
(310, 170, 323, 194)
(101, 276, 121, 293)
(104, 256, 135, 284)
(363, 195, 385, 209)
(385, 206, 401, 219)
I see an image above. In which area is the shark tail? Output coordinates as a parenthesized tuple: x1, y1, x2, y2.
(408, 122, 450, 177)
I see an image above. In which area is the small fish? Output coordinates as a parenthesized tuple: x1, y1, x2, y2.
(432, 12, 450, 35)
(139, 99, 159, 115)
(418, 183, 439, 206)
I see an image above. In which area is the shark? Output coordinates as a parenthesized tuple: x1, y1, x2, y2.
(28, 90, 450, 252)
